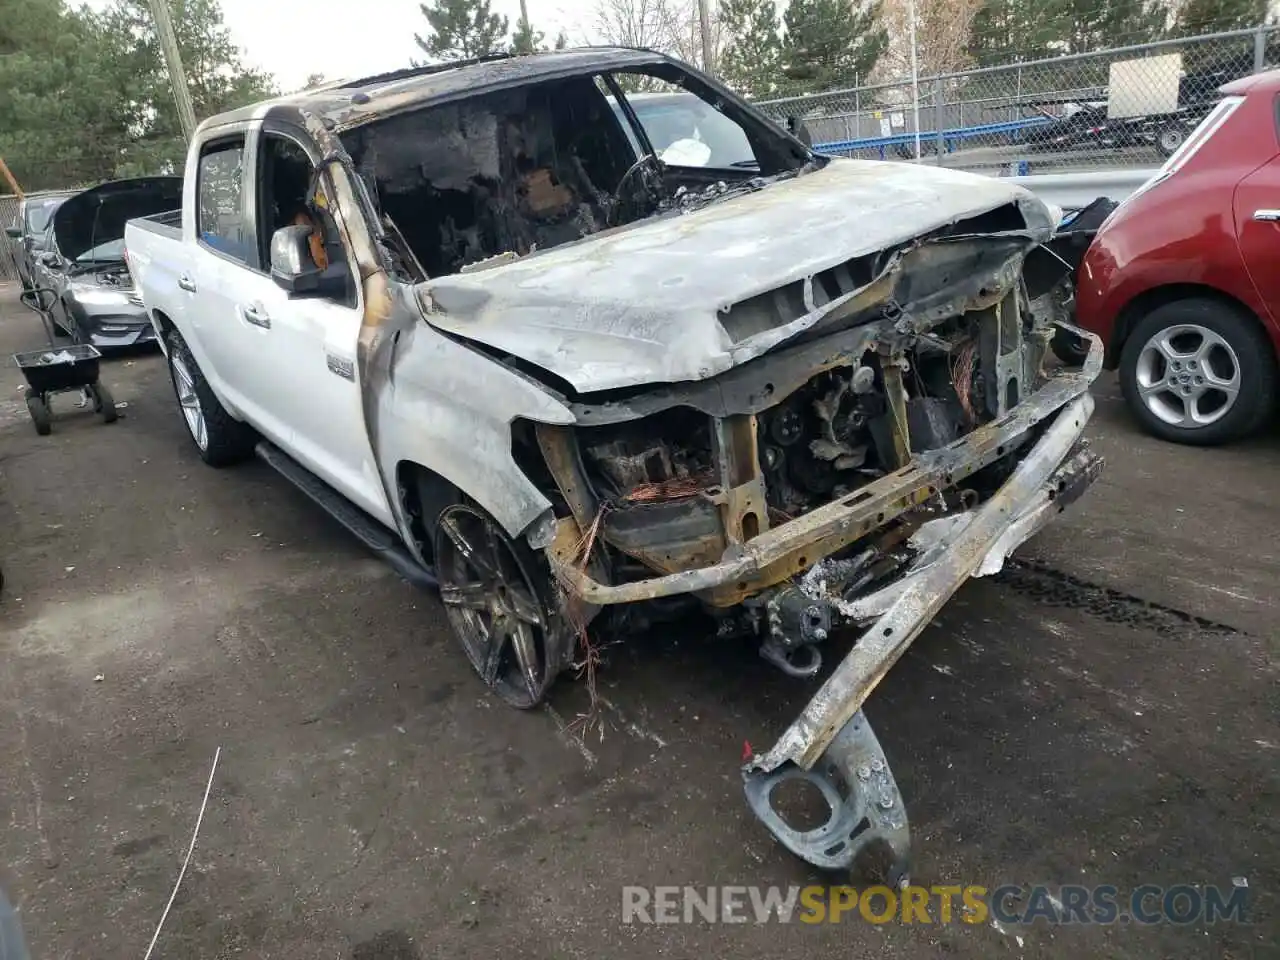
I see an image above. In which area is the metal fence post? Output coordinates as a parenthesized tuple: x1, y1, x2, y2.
(934, 77, 945, 159)
(1254, 25, 1267, 71)
(1015, 64, 1023, 123)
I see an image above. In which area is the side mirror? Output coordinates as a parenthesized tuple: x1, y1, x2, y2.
(4, 226, 21, 239)
(269, 223, 347, 299)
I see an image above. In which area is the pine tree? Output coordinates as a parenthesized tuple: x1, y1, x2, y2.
(511, 15, 545, 53)
(1049, 0, 1168, 53)
(781, 0, 886, 96)
(94, 0, 276, 173)
(0, 0, 275, 189)
(719, 0, 782, 97)
(969, 0, 1056, 64)
(1175, 0, 1266, 36)
(969, 0, 1169, 64)
(414, 0, 509, 60)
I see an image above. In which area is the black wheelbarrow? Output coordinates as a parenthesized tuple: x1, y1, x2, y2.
(14, 289, 117, 436)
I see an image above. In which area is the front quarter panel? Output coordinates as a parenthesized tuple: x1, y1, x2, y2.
(373, 315, 575, 555)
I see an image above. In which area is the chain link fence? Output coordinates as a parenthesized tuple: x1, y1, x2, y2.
(754, 26, 1279, 174)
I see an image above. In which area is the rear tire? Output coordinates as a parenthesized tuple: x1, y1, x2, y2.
(1119, 298, 1276, 446)
(166, 329, 255, 466)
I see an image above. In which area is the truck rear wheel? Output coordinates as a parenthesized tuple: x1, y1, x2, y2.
(166, 329, 256, 466)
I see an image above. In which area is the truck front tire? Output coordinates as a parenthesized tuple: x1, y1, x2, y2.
(166, 329, 256, 466)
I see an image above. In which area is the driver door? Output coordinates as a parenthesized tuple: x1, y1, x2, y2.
(240, 126, 392, 525)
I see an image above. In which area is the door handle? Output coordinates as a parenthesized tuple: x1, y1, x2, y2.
(1253, 209, 1280, 222)
(178, 273, 197, 292)
(240, 303, 271, 329)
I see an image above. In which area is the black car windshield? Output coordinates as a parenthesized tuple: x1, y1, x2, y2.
(25, 197, 67, 235)
(75, 238, 126, 263)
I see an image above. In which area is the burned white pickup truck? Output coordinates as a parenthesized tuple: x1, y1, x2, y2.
(124, 48, 1103, 883)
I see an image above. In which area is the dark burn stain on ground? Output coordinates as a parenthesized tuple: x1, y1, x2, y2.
(111, 834, 166, 858)
(351, 929, 421, 960)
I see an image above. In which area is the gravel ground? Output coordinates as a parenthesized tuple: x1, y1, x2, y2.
(1, 287, 1276, 959)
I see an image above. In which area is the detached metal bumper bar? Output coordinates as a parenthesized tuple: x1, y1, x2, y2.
(741, 387, 1099, 883)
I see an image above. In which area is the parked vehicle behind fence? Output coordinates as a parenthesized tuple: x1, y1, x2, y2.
(125, 48, 1103, 883)
(1074, 69, 1280, 445)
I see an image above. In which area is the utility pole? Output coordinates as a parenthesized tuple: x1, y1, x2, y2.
(147, 0, 198, 142)
(518, 0, 530, 40)
(0, 158, 23, 199)
(697, 0, 714, 77)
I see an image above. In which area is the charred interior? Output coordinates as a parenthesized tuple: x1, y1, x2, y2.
(340, 66, 809, 279)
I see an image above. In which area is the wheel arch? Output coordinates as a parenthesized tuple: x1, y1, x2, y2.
(1109, 284, 1275, 370)
(396, 461, 461, 565)
(150, 307, 176, 353)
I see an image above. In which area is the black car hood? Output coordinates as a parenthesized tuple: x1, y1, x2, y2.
(53, 177, 183, 261)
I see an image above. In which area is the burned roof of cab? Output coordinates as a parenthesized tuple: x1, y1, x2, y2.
(200, 47, 673, 134)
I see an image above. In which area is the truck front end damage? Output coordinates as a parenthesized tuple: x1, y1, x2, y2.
(527, 218, 1103, 883)
(280, 59, 1101, 883)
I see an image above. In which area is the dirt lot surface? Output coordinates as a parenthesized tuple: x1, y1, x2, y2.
(1, 287, 1277, 959)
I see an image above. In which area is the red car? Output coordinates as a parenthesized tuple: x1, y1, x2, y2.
(1075, 69, 1280, 445)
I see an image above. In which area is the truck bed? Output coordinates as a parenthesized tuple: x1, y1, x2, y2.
(129, 208, 182, 240)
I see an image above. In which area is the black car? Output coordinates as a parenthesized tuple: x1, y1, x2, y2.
(29, 177, 182, 348)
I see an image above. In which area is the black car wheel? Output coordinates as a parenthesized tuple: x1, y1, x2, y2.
(1119, 298, 1277, 445)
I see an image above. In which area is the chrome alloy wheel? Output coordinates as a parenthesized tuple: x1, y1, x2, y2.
(434, 503, 556, 709)
(170, 352, 208, 451)
(1134, 323, 1241, 429)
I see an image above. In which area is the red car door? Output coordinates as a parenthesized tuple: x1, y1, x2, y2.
(1234, 153, 1280, 329)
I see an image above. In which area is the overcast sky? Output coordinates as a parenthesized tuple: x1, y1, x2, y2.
(86, 0, 601, 91)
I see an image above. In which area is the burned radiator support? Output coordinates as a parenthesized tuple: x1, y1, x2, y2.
(708, 414, 770, 544)
(878, 354, 912, 470)
(978, 289, 1026, 418)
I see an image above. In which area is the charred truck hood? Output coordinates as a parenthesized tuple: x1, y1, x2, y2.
(419, 159, 1055, 393)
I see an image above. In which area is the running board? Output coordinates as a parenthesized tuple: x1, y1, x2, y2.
(254, 441, 437, 590)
